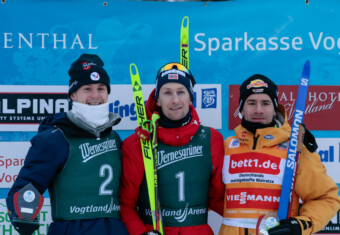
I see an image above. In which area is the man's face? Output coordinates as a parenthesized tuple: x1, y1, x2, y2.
(70, 83, 108, 105)
(156, 82, 192, 121)
(241, 93, 276, 125)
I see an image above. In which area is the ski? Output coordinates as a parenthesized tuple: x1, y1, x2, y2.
(277, 60, 310, 220)
(256, 60, 310, 235)
(130, 63, 164, 234)
(180, 16, 189, 68)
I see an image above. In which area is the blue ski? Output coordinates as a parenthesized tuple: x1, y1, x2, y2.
(277, 60, 310, 220)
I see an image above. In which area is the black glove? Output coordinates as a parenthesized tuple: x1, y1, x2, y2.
(301, 123, 318, 153)
(141, 231, 162, 235)
(268, 218, 301, 235)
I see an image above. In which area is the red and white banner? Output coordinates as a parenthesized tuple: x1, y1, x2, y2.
(229, 85, 340, 130)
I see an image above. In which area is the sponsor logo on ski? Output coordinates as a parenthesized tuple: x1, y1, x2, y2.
(286, 109, 303, 170)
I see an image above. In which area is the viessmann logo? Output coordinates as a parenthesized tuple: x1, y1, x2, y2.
(226, 188, 280, 209)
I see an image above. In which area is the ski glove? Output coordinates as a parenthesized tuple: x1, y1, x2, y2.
(301, 123, 318, 153)
(268, 218, 302, 235)
(141, 230, 162, 235)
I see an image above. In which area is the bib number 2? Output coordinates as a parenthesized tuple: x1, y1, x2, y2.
(99, 164, 113, 195)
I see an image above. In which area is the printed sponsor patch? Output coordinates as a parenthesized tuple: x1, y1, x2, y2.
(229, 138, 240, 148)
(247, 79, 268, 89)
(225, 188, 280, 209)
(90, 72, 100, 81)
(229, 152, 281, 175)
(264, 135, 274, 140)
(252, 88, 264, 93)
(277, 141, 289, 151)
(168, 73, 179, 80)
(161, 69, 185, 77)
(82, 61, 96, 70)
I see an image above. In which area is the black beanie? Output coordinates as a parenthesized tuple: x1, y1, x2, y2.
(155, 62, 196, 101)
(239, 74, 278, 112)
(68, 54, 110, 96)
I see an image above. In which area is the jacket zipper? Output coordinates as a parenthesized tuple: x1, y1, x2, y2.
(252, 135, 259, 150)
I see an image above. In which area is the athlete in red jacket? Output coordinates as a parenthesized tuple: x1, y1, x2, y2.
(120, 63, 225, 235)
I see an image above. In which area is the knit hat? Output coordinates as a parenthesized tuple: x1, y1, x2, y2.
(239, 74, 278, 112)
(155, 62, 196, 101)
(68, 54, 110, 96)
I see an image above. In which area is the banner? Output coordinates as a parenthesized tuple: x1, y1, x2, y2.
(229, 85, 340, 130)
(0, 84, 221, 131)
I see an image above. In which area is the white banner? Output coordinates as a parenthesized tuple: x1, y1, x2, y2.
(316, 138, 340, 183)
(0, 142, 30, 188)
(0, 84, 221, 131)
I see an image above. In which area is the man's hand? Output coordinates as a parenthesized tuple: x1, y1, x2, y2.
(268, 218, 302, 235)
(141, 230, 162, 235)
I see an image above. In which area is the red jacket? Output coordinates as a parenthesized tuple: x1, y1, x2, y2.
(120, 89, 225, 235)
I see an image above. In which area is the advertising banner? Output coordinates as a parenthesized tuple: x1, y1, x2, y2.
(229, 85, 340, 130)
(0, 84, 221, 131)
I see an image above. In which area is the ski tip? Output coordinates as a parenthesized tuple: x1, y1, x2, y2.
(181, 16, 189, 28)
(304, 60, 310, 68)
(130, 63, 138, 76)
(302, 60, 310, 78)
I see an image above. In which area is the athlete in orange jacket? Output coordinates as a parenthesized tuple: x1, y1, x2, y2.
(219, 74, 340, 235)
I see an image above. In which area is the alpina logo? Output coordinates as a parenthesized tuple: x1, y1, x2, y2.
(247, 79, 268, 89)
